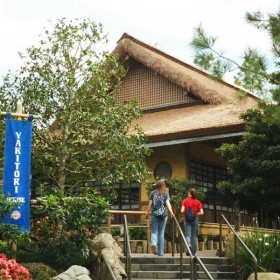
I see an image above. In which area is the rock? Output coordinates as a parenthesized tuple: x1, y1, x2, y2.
(92, 233, 127, 279)
(247, 272, 280, 280)
(53, 265, 91, 280)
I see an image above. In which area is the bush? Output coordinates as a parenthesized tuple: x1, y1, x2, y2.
(21, 263, 57, 280)
(0, 254, 32, 279)
(129, 227, 147, 240)
(25, 188, 109, 270)
(236, 227, 280, 279)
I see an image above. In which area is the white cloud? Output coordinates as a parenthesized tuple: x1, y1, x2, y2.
(0, 0, 279, 82)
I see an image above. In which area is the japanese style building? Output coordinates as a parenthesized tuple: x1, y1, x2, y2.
(110, 33, 259, 226)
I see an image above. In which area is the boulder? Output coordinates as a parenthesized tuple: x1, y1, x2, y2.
(92, 233, 126, 280)
(247, 272, 280, 280)
(53, 265, 91, 280)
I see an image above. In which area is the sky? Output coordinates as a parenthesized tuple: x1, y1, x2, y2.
(0, 0, 279, 85)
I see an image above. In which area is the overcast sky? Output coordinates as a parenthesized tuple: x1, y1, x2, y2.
(0, 0, 279, 84)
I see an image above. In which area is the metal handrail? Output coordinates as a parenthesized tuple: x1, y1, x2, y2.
(123, 214, 132, 280)
(172, 216, 214, 280)
(219, 214, 258, 280)
(100, 255, 118, 280)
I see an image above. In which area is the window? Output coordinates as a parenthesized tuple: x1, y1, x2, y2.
(189, 160, 232, 206)
(154, 161, 172, 180)
(94, 182, 140, 210)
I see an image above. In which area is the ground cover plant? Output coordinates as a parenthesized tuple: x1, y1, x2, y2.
(236, 225, 280, 279)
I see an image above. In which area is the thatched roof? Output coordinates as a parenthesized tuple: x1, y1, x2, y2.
(131, 103, 246, 142)
(113, 33, 259, 144)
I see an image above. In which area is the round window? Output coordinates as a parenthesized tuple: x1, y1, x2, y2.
(154, 161, 172, 180)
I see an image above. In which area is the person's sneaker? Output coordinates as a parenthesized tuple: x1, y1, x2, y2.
(152, 245, 158, 255)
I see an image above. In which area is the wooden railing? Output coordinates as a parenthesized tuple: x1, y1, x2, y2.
(107, 210, 150, 248)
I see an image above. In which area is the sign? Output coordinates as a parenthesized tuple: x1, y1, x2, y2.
(2, 113, 34, 232)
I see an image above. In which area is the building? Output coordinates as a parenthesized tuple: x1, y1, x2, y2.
(111, 33, 259, 226)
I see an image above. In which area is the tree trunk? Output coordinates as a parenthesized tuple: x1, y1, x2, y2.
(234, 201, 240, 232)
(58, 125, 69, 192)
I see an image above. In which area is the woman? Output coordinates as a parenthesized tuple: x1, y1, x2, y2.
(181, 188, 204, 255)
(146, 180, 174, 256)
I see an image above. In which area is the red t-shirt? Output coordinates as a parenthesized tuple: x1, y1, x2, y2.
(182, 197, 202, 217)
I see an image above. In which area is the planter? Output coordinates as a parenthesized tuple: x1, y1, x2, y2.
(213, 241, 219, 250)
(198, 241, 205, 251)
(207, 240, 213, 250)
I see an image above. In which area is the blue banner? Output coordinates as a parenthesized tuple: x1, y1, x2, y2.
(2, 113, 34, 232)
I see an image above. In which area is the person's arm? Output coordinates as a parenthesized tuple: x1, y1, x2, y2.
(198, 201, 204, 216)
(180, 205, 185, 214)
(198, 208, 204, 216)
(145, 200, 153, 218)
(166, 200, 174, 217)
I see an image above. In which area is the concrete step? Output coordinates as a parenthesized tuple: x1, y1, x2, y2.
(122, 253, 236, 280)
(131, 263, 234, 272)
(130, 270, 235, 279)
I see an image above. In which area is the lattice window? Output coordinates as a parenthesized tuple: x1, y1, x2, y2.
(190, 161, 228, 192)
(189, 160, 231, 208)
(115, 62, 199, 109)
(94, 182, 140, 210)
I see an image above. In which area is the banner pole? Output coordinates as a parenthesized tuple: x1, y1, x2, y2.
(1, 103, 39, 119)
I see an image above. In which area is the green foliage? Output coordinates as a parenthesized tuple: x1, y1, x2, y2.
(0, 193, 21, 221)
(206, 234, 220, 242)
(191, 10, 280, 227)
(0, 194, 31, 258)
(0, 18, 150, 191)
(21, 263, 57, 280)
(169, 178, 205, 218)
(190, 24, 270, 97)
(16, 189, 109, 270)
(129, 227, 147, 240)
(190, 25, 235, 80)
(110, 227, 121, 236)
(236, 228, 280, 279)
(234, 48, 268, 97)
(217, 108, 280, 220)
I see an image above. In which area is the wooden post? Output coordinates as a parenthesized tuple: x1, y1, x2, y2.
(16, 103, 23, 120)
(107, 215, 112, 234)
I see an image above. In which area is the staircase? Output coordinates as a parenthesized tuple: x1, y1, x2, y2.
(121, 252, 235, 280)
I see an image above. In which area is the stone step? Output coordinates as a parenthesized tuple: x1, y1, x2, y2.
(130, 270, 235, 279)
(131, 263, 234, 272)
(122, 255, 231, 265)
(122, 253, 236, 280)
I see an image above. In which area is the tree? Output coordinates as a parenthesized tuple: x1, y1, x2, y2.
(190, 25, 270, 98)
(0, 78, 18, 178)
(191, 11, 280, 228)
(218, 109, 280, 227)
(0, 19, 150, 192)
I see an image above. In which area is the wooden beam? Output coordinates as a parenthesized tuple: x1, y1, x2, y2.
(0, 112, 40, 119)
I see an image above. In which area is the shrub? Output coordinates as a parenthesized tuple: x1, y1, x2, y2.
(20, 263, 57, 280)
(236, 227, 280, 279)
(25, 188, 109, 270)
(129, 227, 147, 240)
(0, 254, 32, 279)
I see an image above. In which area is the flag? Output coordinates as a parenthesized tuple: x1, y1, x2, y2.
(2, 112, 34, 232)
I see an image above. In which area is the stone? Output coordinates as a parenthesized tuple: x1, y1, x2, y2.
(92, 233, 127, 279)
(53, 265, 91, 280)
(247, 272, 280, 280)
